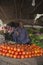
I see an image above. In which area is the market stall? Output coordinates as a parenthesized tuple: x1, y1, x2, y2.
(0, 0, 43, 65)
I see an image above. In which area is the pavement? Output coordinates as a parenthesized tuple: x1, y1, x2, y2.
(0, 56, 43, 65)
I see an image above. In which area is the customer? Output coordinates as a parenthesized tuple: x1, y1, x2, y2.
(4, 22, 17, 41)
(6, 22, 19, 41)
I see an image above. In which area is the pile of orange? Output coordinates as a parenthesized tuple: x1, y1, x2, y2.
(0, 43, 43, 59)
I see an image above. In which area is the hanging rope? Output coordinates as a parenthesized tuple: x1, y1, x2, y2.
(14, 0, 17, 19)
(20, 0, 24, 19)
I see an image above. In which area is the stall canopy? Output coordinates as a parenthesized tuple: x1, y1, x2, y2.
(0, 0, 43, 25)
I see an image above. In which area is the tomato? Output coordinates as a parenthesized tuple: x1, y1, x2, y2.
(4, 46, 7, 50)
(7, 46, 10, 50)
(21, 55, 24, 59)
(28, 55, 32, 58)
(35, 50, 38, 54)
(8, 50, 12, 54)
(19, 51, 22, 55)
(14, 44, 17, 47)
(9, 54, 13, 58)
(0, 48, 2, 51)
(40, 49, 43, 54)
(6, 53, 10, 57)
(3, 49, 7, 53)
(20, 48, 24, 52)
(17, 48, 20, 52)
(0, 45, 4, 49)
(10, 47, 14, 51)
(5, 50, 8, 53)
(2, 53, 6, 56)
(15, 51, 18, 55)
(25, 55, 28, 58)
(36, 54, 40, 56)
(22, 51, 26, 55)
(34, 54, 37, 56)
(28, 45, 30, 47)
(31, 54, 34, 57)
(32, 51, 35, 54)
(13, 55, 17, 58)
(28, 51, 31, 55)
(0, 52, 2, 55)
(11, 51, 14, 54)
(40, 53, 43, 56)
(17, 55, 20, 59)
(26, 52, 29, 55)
(14, 47, 17, 51)
(17, 44, 20, 47)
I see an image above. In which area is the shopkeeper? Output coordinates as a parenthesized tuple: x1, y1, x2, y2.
(13, 22, 31, 44)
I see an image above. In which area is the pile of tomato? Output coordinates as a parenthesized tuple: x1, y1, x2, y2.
(0, 43, 43, 59)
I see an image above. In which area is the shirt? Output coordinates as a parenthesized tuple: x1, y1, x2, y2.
(13, 27, 30, 43)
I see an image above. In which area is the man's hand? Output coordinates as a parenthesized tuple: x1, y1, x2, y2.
(16, 31, 19, 36)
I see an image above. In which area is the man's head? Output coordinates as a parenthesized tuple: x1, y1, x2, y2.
(19, 22, 24, 28)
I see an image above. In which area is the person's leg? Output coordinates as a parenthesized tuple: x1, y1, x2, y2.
(26, 42, 31, 45)
(26, 40, 32, 45)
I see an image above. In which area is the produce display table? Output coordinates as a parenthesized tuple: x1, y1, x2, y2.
(0, 56, 43, 65)
(0, 43, 43, 65)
